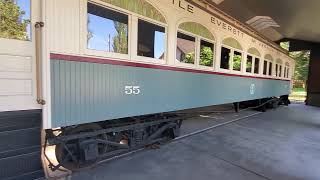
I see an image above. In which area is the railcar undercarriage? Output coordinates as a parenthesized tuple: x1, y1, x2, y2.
(43, 96, 289, 172)
(44, 114, 182, 171)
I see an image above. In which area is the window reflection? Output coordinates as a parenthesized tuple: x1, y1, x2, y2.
(87, 3, 128, 54)
(138, 19, 165, 59)
(233, 51, 242, 71)
(176, 32, 195, 64)
(263, 61, 268, 75)
(220, 47, 231, 69)
(246, 55, 253, 73)
(199, 40, 214, 67)
(279, 65, 282, 77)
(269, 62, 272, 76)
(254, 58, 260, 74)
(0, 0, 31, 41)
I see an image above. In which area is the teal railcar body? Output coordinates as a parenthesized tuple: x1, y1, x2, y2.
(50, 55, 290, 128)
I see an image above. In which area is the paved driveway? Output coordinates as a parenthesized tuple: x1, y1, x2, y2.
(72, 104, 320, 180)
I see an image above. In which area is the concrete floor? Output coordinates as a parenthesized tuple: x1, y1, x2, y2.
(71, 104, 320, 180)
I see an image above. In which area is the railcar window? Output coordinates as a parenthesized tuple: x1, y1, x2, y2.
(0, 0, 31, 41)
(279, 65, 282, 77)
(254, 58, 260, 74)
(176, 32, 196, 64)
(246, 55, 253, 73)
(263, 61, 268, 75)
(220, 47, 231, 69)
(137, 19, 165, 59)
(233, 51, 242, 71)
(199, 40, 214, 67)
(269, 62, 272, 76)
(284, 67, 287, 78)
(87, 3, 128, 54)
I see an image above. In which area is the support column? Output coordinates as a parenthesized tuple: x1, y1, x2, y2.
(306, 48, 320, 106)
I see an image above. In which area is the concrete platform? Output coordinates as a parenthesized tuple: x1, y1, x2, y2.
(71, 104, 320, 180)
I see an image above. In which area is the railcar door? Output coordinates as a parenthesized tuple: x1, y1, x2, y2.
(0, 0, 41, 112)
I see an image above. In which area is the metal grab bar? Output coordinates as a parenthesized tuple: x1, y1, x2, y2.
(35, 22, 46, 105)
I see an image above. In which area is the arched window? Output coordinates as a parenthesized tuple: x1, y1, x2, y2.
(221, 37, 243, 71)
(246, 47, 261, 74)
(263, 54, 273, 76)
(87, 0, 167, 61)
(275, 59, 283, 77)
(176, 22, 215, 67)
(100, 0, 166, 23)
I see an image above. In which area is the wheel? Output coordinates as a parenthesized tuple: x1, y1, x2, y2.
(55, 123, 107, 171)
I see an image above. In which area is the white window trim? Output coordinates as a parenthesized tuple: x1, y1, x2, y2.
(219, 44, 243, 74)
(84, 2, 131, 61)
(175, 30, 198, 68)
(83, 0, 169, 66)
(262, 59, 274, 77)
(231, 49, 243, 73)
(198, 37, 216, 70)
(132, 16, 168, 65)
(245, 54, 255, 74)
(219, 45, 232, 73)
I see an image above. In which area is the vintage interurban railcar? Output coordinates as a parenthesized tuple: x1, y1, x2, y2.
(0, 0, 294, 174)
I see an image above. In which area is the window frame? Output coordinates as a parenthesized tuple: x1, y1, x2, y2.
(83, 1, 168, 65)
(263, 58, 273, 77)
(220, 45, 232, 71)
(84, 2, 131, 60)
(220, 44, 243, 73)
(285, 62, 290, 78)
(246, 53, 261, 75)
(175, 29, 198, 68)
(198, 37, 216, 69)
(245, 54, 254, 73)
(273, 60, 284, 78)
(134, 16, 168, 65)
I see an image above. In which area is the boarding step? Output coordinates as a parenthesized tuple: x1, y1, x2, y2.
(0, 110, 41, 132)
(0, 151, 43, 180)
(0, 110, 44, 180)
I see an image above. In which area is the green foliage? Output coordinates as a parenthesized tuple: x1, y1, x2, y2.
(290, 50, 310, 81)
(233, 55, 242, 71)
(113, 21, 128, 54)
(246, 61, 252, 72)
(280, 41, 290, 51)
(0, 0, 30, 40)
(199, 46, 213, 66)
(184, 52, 195, 64)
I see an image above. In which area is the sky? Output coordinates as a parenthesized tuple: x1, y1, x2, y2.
(88, 13, 165, 59)
(16, 0, 31, 40)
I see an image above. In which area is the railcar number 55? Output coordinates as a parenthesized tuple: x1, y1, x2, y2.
(125, 86, 141, 95)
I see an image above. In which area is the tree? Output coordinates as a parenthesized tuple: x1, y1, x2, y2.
(233, 55, 242, 71)
(200, 46, 213, 66)
(87, 17, 93, 44)
(290, 50, 310, 82)
(280, 41, 310, 88)
(0, 0, 30, 40)
(185, 52, 195, 64)
(113, 22, 128, 54)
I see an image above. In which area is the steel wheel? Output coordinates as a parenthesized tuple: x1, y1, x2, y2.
(55, 124, 107, 171)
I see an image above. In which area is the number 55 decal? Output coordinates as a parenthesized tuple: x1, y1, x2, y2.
(125, 86, 140, 95)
